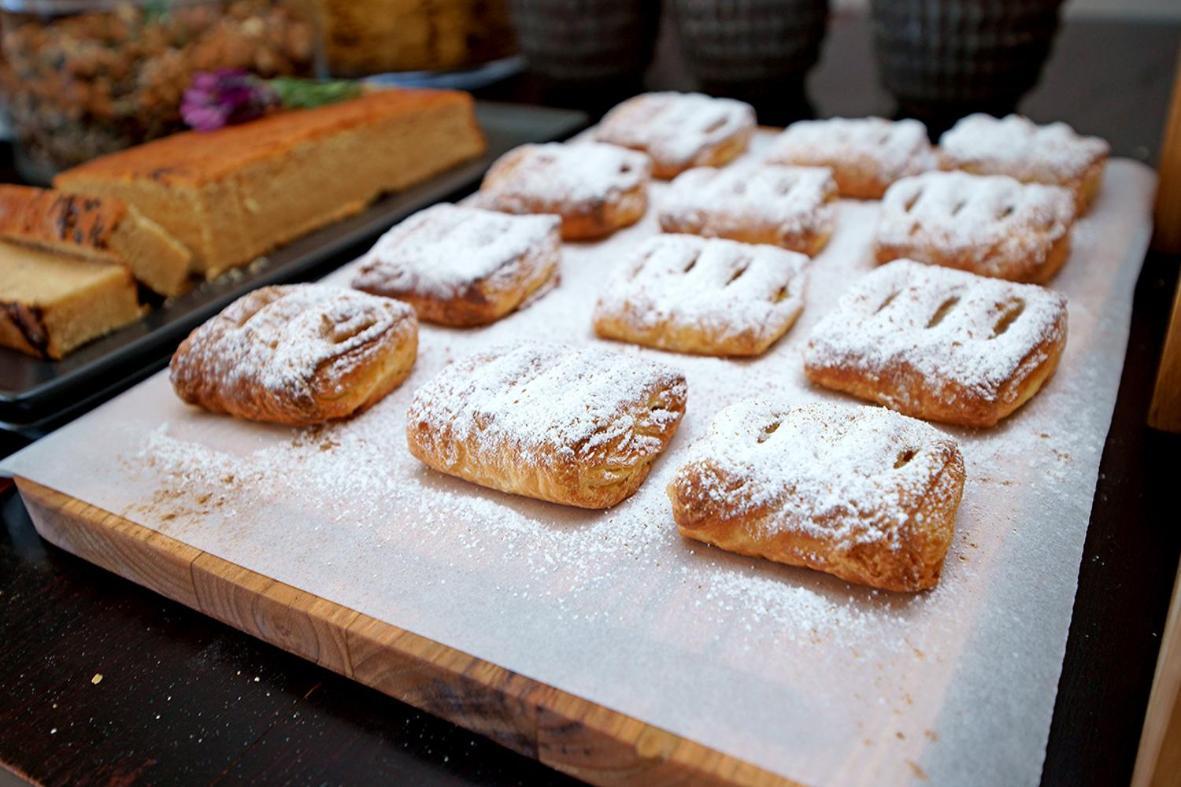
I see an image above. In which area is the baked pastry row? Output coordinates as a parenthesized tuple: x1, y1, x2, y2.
(168, 281, 968, 592)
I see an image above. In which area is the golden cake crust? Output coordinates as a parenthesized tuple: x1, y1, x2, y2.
(56, 89, 479, 187)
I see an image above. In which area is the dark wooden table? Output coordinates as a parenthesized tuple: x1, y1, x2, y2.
(3, 12, 1180, 786)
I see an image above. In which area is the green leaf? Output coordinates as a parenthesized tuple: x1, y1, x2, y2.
(267, 78, 364, 110)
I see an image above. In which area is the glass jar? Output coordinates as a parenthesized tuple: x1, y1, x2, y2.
(0, 0, 319, 183)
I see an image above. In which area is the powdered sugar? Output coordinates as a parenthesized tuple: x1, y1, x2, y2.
(674, 400, 959, 550)
(594, 234, 808, 354)
(1, 128, 1156, 787)
(596, 91, 755, 170)
(767, 117, 935, 186)
(660, 164, 836, 249)
(939, 114, 1110, 183)
(474, 141, 650, 212)
(170, 283, 415, 404)
(805, 260, 1067, 402)
(351, 204, 560, 301)
(407, 342, 685, 469)
(877, 171, 1075, 277)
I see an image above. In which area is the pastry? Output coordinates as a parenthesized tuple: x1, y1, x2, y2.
(939, 114, 1110, 212)
(406, 343, 687, 508)
(668, 400, 965, 592)
(593, 234, 808, 357)
(765, 117, 935, 199)
(351, 204, 560, 327)
(594, 92, 756, 178)
(659, 164, 836, 255)
(875, 171, 1076, 284)
(171, 284, 417, 426)
(1, 240, 144, 360)
(56, 89, 486, 278)
(803, 259, 1067, 428)
(474, 142, 650, 240)
(0, 185, 192, 296)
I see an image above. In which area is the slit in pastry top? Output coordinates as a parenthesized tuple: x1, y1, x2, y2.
(406, 343, 687, 509)
(668, 399, 965, 592)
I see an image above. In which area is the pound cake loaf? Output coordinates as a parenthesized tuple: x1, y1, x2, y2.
(1, 240, 143, 360)
(55, 89, 486, 278)
(0, 185, 192, 296)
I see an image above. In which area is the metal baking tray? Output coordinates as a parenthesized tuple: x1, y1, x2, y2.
(0, 102, 588, 428)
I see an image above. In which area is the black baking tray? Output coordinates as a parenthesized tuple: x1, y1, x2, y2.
(0, 102, 588, 428)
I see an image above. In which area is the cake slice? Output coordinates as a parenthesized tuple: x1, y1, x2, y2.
(0, 185, 192, 296)
(55, 88, 486, 279)
(1, 241, 144, 360)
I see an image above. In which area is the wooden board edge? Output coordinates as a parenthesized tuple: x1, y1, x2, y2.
(14, 478, 797, 787)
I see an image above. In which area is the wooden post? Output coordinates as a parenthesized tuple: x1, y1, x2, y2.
(1148, 46, 1181, 432)
(1134, 45, 1181, 787)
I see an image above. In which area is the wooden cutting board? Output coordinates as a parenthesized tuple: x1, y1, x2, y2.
(16, 477, 788, 786)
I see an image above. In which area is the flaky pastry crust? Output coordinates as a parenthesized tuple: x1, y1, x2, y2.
(475, 142, 650, 241)
(351, 204, 560, 327)
(406, 344, 686, 508)
(171, 284, 417, 426)
(669, 400, 965, 592)
(804, 260, 1068, 428)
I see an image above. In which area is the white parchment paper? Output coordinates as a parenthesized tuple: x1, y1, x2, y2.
(1, 136, 1155, 785)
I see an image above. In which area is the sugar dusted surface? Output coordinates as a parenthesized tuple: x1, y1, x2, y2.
(806, 260, 1067, 403)
(661, 163, 836, 242)
(596, 91, 755, 168)
(940, 114, 1110, 183)
(767, 117, 935, 183)
(877, 171, 1076, 273)
(594, 233, 807, 349)
(171, 283, 415, 403)
(352, 204, 559, 300)
(677, 400, 959, 550)
(0, 127, 1156, 787)
(475, 141, 650, 211)
(407, 343, 685, 467)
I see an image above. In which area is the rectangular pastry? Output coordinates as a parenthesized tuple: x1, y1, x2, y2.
(593, 234, 808, 357)
(474, 142, 650, 240)
(939, 114, 1110, 212)
(171, 284, 418, 426)
(406, 343, 687, 509)
(659, 164, 836, 255)
(875, 171, 1076, 284)
(0, 185, 192, 296)
(804, 259, 1067, 428)
(351, 204, 560, 326)
(595, 91, 756, 178)
(668, 400, 965, 592)
(55, 89, 486, 278)
(766, 117, 935, 199)
(1, 240, 143, 360)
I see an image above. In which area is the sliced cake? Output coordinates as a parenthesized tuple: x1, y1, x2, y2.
(55, 88, 486, 278)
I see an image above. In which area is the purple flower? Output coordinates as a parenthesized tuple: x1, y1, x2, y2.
(181, 69, 278, 132)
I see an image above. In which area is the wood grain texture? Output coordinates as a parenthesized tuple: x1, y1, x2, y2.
(1149, 280, 1181, 433)
(14, 477, 793, 787)
(1152, 48, 1181, 255)
(1133, 555, 1181, 787)
(1149, 48, 1181, 434)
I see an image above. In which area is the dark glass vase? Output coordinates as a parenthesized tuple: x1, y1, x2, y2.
(508, 0, 661, 83)
(871, 0, 1065, 124)
(671, 0, 828, 107)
